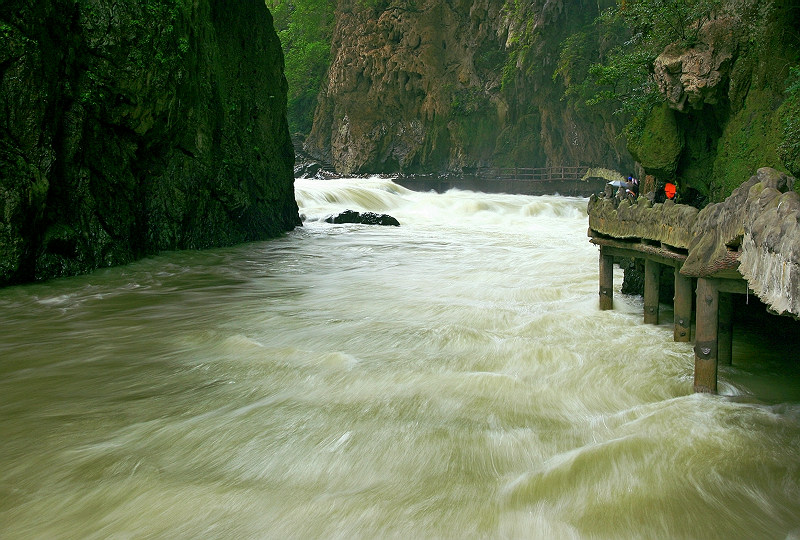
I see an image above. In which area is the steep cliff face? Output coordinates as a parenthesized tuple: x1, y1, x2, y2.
(303, 0, 797, 201)
(0, 0, 300, 286)
(304, 0, 629, 175)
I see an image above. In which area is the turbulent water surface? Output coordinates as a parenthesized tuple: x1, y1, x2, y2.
(1, 177, 799, 539)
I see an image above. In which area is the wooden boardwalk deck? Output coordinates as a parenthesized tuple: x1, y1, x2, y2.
(396, 166, 605, 196)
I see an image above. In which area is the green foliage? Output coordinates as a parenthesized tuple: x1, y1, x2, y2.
(627, 103, 683, 174)
(620, 0, 723, 48)
(712, 88, 785, 198)
(268, 0, 335, 134)
(555, 0, 722, 140)
(356, 0, 394, 9)
(450, 88, 491, 118)
(779, 66, 800, 176)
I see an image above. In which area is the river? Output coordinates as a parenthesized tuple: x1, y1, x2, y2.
(1, 177, 799, 538)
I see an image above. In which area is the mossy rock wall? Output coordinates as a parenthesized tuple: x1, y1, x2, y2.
(0, 0, 300, 286)
(635, 6, 799, 202)
(627, 104, 684, 179)
(712, 88, 786, 199)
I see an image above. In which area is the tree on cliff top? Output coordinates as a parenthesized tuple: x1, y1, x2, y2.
(268, 0, 335, 135)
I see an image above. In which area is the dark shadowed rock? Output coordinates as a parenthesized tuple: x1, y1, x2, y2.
(324, 210, 400, 226)
(0, 0, 301, 286)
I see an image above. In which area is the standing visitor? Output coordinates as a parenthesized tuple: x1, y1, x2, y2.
(629, 176, 640, 197)
(664, 182, 676, 200)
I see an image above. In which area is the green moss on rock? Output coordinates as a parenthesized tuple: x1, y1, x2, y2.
(627, 103, 684, 178)
(712, 88, 786, 199)
(0, 0, 300, 286)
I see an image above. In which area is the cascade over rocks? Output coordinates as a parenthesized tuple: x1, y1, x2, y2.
(0, 0, 300, 286)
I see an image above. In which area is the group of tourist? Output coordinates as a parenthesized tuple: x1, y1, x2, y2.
(605, 174, 677, 203)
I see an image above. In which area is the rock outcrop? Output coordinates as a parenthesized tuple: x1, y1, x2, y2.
(324, 210, 400, 226)
(0, 0, 301, 286)
(739, 171, 800, 316)
(631, 8, 798, 200)
(653, 19, 737, 113)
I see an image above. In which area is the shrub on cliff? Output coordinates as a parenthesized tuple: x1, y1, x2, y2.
(268, 0, 335, 135)
(556, 0, 722, 141)
(780, 66, 800, 177)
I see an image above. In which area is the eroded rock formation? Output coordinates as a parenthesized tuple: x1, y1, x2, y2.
(653, 18, 737, 113)
(630, 7, 798, 200)
(0, 0, 301, 286)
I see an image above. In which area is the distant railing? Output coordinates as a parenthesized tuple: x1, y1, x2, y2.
(474, 166, 589, 182)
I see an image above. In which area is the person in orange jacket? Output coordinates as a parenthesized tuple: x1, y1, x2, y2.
(664, 182, 676, 200)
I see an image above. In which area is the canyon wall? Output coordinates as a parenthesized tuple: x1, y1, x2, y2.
(304, 0, 629, 175)
(0, 0, 300, 286)
(302, 0, 798, 205)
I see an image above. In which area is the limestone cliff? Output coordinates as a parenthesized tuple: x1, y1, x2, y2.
(302, 0, 797, 202)
(304, 0, 629, 175)
(0, 0, 300, 286)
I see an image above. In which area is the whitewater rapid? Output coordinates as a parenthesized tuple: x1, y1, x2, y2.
(0, 176, 798, 539)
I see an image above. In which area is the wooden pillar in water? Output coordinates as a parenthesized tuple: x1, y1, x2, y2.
(674, 270, 692, 342)
(718, 292, 733, 366)
(694, 278, 719, 393)
(599, 248, 614, 311)
(644, 258, 660, 324)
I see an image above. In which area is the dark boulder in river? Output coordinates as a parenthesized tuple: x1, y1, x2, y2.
(324, 210, 400, 226)
(0, 0, 301, 287)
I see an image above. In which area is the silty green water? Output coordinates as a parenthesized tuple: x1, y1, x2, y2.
(1, 177, 799, 538)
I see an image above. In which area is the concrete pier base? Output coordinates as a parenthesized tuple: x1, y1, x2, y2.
(591, 238, 748, 394)
(694, 278, 719, 393)
(599, 248, 614, 311)
(718, 292, 733, 366)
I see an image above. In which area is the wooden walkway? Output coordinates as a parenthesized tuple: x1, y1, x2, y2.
(587, 193, 751, 394)
(394, 166, 604, 196)
(475, 166, 589, 183)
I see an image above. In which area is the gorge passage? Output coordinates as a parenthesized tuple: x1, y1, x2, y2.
(1, 178, 799, 538)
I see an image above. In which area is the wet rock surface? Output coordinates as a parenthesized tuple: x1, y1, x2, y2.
(0, 0, 300, 286)
(324, 210, 400, 226)
(653, 19, 736, 112)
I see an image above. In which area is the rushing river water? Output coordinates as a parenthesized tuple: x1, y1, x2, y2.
(1, 177, 799, 539)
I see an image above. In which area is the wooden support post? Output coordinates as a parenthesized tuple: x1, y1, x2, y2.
(599, 248, 614, 311)
(674, 270, 692, 342)
(644, 258, 660, 324)
(694, 278, 719, 393)
(718, 292, 733, 366)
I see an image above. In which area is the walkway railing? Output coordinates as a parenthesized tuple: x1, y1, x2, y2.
(475, 166, 589, 182)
